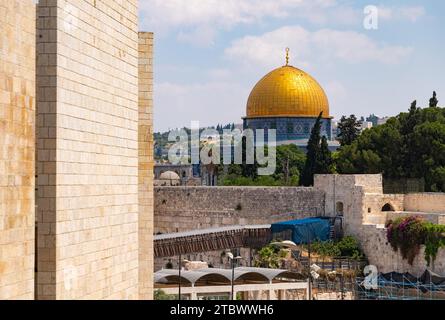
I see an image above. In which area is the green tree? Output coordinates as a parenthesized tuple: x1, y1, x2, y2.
(301, 112, 322, 186)
(254, 244, 285, 268)
(219, 142, 306, 186)
(275, 144, 306, 185)
(337, 115, 362, 146)
(317, 136, 334, 174)
(337, 99, 445, 192)
(429, 91, 439, 108)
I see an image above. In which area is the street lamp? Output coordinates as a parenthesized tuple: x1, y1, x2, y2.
(227, 252, 243, 300)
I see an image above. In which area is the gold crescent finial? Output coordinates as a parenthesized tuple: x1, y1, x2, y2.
(285, 47, 290, 66)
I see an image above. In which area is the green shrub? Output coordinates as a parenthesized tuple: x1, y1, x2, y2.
(310, 236, 363, 259)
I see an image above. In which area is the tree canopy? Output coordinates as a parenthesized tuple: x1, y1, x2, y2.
(220, 144, 306, 186)
(337, 114, 362, 146)
(337, 96, 445, 192)
(301, 113, 334, 186)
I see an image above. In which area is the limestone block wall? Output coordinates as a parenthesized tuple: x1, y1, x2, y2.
(154, 186, 325, 270)
(361, 224, 445, 276)
(404, 193, 445, 214)
(36, 0, 140, 300)
(0, 0, 36, 300)
(314, 174, 384, 218)
(361, 194, 405, 225)
(313, 174, 407, 239)
(138, 32, 154, 300)
(314, 174, 383, 239)
(154, 186, 325, 234)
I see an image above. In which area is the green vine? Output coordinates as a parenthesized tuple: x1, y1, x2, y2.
(386, 216, 445, 265)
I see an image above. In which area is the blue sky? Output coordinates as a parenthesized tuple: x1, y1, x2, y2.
(139, 0, 445, 132)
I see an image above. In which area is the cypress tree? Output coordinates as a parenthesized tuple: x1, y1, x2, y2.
(317, 136, 333, 174)
(337, 114, 362, 146)
(301, 112, 323, 186)
(429, 91, 439, 108)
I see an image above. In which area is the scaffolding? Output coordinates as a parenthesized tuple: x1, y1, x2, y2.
(355, 274, 445, 300)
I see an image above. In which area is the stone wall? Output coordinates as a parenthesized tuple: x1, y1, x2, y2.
(154, 186, 325, 234)
(154, 175, 445, 277)
(138, 32, 154, 300)
(361, 224, 445, 276)
(314, 175, 445, 276)
(154, 186, 324, 270)
(404, 193, 445, 214)
(36, 0, 140, 300)
(0, 0, 36, 300)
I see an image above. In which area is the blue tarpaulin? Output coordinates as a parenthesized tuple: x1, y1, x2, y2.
(271, 218, 330, 244)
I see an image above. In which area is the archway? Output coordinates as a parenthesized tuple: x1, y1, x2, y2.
(382, 203, 395, 212)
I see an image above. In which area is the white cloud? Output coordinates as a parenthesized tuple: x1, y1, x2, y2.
(400, 6, 426, 22)
(177, 26, 216, 47)
(139, 0, 345, 45)
(140, 0, 308, 30)
(140, 1, 426, 46)
(225, 25, 413, 67)
(378, 5, 426, 22)
(154, 81, 249, 131)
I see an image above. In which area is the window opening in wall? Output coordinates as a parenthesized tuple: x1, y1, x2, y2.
(382, 203, 395, 212)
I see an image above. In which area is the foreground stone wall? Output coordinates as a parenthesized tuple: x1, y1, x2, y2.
(0, 0, 36, 300)
(36, 0, 140, 300)
(138, 32, 154, 300)
(154, 186, 325, 234)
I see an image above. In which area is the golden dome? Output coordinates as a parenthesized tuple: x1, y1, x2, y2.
(246, 64, 330, 119)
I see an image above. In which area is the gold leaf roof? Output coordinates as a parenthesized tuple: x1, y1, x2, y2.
(246, 65, 330, 119)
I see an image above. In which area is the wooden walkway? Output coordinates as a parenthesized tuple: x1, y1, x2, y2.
(154, 225, 271, 257)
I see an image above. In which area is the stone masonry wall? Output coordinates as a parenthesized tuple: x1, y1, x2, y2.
(362, 224, 445, 276)
(313, 175, 445, 276)
(0, 0, 36, 300)
(36, 0, 140, 300)
(404, 193, 445, 214)
(154, 186, 325, 270)
(154, 186, 325, 234)
(138, 32, 154, 300)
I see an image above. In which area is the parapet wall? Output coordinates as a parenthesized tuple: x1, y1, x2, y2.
(154, 186, 325, 233)
(404, 193, 445, 214)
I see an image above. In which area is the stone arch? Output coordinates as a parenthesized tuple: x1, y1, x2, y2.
(382, 203, 395, 212)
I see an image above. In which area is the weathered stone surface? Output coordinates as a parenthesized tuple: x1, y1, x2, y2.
(404, 193, 445, 214)
(154, 186, 325, 269)
(138, 32, 154, 300)
(315, 174, 445, 276)
(155, 176, 445, 276)
(36, 0, 140, 300)
(154, 186, 326, 233)
(0, 0, 36, 300)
